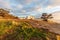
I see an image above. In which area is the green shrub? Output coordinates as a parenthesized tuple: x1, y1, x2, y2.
(0, 21, 47, 40)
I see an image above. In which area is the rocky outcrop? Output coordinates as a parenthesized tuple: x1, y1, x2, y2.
(0, 8, 19, 19)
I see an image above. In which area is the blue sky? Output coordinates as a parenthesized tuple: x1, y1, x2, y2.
(0, 0, 60, 18)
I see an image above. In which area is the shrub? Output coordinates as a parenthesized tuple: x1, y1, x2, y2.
(0, 21, 47, 40)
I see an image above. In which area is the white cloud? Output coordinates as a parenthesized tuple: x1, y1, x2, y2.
(0, 0, 12, 9)
(47, 6, 60, 13)
(10, 12, 14, 14)
(46, 6, 53, 10)
(35, 6, 41, 12)
(0, 0, 60, 18)
(51, 0, 60, 6)
(53, 12, 60, 20)
(51, 11, 60, 23)
(22, 10, 26, 13)
(17, 4, 23, 9)
(25, 0, 39, 5)
(54, 0, 60, 5)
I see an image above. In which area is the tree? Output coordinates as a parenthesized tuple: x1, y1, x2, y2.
(41, 13, 53, 21)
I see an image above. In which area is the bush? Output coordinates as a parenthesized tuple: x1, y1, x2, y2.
(0, 21, 47, 40)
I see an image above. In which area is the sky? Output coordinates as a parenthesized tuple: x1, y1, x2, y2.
(0, 0, 60, 18)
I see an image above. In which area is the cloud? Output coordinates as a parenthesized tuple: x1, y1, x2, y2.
(46, 6, 53, 10)
(0, 0, 60, 17)
(46, 6, 60, 13)
(53, 11, 60, 19)
(0, 0, 11, 9)
(51, 11, 60, 23)
(34, 6, 41, 12)
(17, 4, 23, 9)
(20, 10, 26, 13)
(52, 0, 60, 6)
(42, 0, 60, 13)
